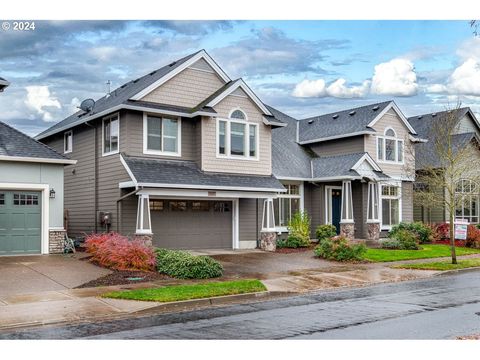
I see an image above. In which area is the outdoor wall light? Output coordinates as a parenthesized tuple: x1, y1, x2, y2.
(49, 189, 56, 199)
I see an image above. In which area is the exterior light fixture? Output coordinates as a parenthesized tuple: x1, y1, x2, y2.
(49, 189, 56, 199)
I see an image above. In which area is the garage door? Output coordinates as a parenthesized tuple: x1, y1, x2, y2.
(150, 200, 232, 249)
(0, 191, 42, 255)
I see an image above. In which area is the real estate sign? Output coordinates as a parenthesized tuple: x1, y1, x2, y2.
(454, 219, 469, 240)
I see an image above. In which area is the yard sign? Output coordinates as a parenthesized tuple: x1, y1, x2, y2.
(454, 219, 469, 240)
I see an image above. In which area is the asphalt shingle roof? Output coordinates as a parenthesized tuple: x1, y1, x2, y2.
(0, 120, 67, 160)
(311, 152, 389, 179)
(297, 101, 394, 143)
(407, 108, 472, 138)
(123, 155, 285, 192)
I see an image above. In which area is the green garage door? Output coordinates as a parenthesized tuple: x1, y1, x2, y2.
(0, 191, 42, 255)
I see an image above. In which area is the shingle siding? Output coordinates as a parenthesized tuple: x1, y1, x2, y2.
(402, 181, 414, 223)
(309, 136, 364, 157)
(239, 198, 260, 248)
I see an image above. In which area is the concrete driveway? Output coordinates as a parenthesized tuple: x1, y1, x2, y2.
(0, 254, 111, 297)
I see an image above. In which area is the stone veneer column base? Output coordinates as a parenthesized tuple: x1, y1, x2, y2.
(49, 229, 66, 254)
(260, 231, 277, 252)
(134, 233, 153, 247)
(340, 222, 355, 241)
(367, 222, 381, 243)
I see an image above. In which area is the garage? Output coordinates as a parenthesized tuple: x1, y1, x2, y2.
(150, 199, 232, 249)
(0, 191, 42, 255)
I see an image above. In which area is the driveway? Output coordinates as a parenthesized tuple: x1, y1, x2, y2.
(0, 253, 111, 297)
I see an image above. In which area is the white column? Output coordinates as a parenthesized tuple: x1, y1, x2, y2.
(367, 181, 380, 222)
(341, 180, 354, 223)
(136, 194, 152, 234)
(262, 198, 276, 231)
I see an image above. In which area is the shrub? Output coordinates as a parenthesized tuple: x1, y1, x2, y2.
(84, 232, 156, 271)
(466, 225, 480, 248)
(390, 229, 419, 250)
(286, 211, 311, 247)
(389, 222, 433, 244)
(276, 235, 307, 249)
(316, 224, 337, 241)
(380, 239, 401, 249)
(435, 223, 450, 240)
(314, 236, 366, 262)
(155, 248, 223, 279)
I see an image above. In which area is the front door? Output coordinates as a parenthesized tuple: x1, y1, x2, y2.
(326, 187, 342, 234)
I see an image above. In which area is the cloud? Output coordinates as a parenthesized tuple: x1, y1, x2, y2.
(371, 58, 418, 96)
(292, 78, 370, 98)
(292, 79, 327, 98)
(24, 86, 61, 122)
(144, 21, 239, 36)
(448, 58, 480, 96)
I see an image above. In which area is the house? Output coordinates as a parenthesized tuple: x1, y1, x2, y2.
(271, 101, 422, 242)
(407, 108, 480, 225)
(0, 103, 76, 254)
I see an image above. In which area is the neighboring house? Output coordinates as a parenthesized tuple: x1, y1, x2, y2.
(0, 77, 9, 92)
(0, 120, 76, 255)
(271, 101, 422, 241)
(36, 50, 287, 250)
(407, 108, 480, 225)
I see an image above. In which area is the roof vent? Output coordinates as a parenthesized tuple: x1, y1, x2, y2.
(149, 70, 157, 76)
(332, 114, 339, 119)
(168, 61, 177, 67)
(133, 78, 140, 83)
(417, 115, 423, 119)
(349, 111, 356, 116)
(372, 105, 379, 111)
(308, 119, 314, 124)
(432, 113, 437, 117)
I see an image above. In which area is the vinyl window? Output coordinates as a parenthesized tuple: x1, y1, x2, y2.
(381, 185, 401, 228)
(216, 109, 258, 159)
(377, 128, 404, 163)
(103, 114, 119, 155)
(64, 130, 72, 154)
(144, 115, 180, 156)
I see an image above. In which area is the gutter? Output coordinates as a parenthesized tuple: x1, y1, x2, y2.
(0, 155, 76, 165)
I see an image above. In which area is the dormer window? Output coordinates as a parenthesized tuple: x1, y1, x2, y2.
(377, 127, 404, 163)
(216, 109, 258, 160)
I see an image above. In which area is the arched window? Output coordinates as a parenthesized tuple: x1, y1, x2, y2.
(230, 109, 246, 120)
(455, 179, 479, 223)
(377, 127, 404, 163)
(217, 109, 257, 158)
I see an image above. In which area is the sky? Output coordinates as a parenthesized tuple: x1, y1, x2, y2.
(1, 20, 480, 136)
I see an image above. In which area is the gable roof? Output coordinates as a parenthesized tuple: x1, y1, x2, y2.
(0, 120, 75, 164)
(35, 50, 223, 140)
(297, 100, 416, 144)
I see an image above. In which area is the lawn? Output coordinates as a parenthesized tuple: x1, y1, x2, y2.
(364, 244, 480, 262)
(394, 258, 480, 271)
(102, 279, 266, 302)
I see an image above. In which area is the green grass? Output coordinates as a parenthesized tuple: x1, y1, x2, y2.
(102, 279, 267, 302)
(394, 257, 480, 271)
(364, 244, 480, 262)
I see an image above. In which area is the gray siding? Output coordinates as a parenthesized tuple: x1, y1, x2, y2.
(304, 182, 323, 238)
(239, 198, 260, 248)
(352, 181, 366, 238)
(309, 135, 364, 157)
(413, 185, 445, 224)
(457, 114, 479, 135)
(402, 181, 414, 223)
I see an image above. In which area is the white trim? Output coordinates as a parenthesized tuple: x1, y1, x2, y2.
(367, 101, 417, 134)
(273, 182, 304, 232)
(0, 182, 50, 255)
(379, 181, 403, 231)
(324, 185, 342, 225)
(215, 116, 259, 161)
(130, 50, 231, 101)
(206, 79, 272, 116)
(0, 155, 76, 165)
(298, 130, 376, 145)
(263, 117, 287, 127)
(233, 198, 240, 249)
(102, 113, 120, 157)
(351, 153, 382, 172)
(376, 128, 405, 165)
(119, 155, 138, 187)
(138, 188, 277, 199)
(63, 130, 73, 154)
(134, 182, 284, 193)
(142, 113, 182, 157)
(0, 79, 9, 86)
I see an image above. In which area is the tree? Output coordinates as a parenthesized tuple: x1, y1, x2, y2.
(412, 104, 480, 264)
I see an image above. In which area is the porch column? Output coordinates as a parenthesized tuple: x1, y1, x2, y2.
(260, 198, 277, 251)
(135, 194, 153, 246)
(340, 180, 355, 240)
(366, 181, 381, 243)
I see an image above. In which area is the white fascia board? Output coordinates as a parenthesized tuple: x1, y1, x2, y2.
(351, 153, 382, 172)
(409, 135, 428, 143)
(119, 181, 136, 188)
(0, 79, 9, 86)
(135, 182, 285, 193)
(130, 50, 231, 101)
(119, 154, 138, 187)
(0, 155, 76, 165)
(206, 79, 272, 116)
(298, 130, 376, 145)
(262, 117, 287, 127)
(311, 176, 361, 182)
(367, 101, 417, 135)
(136, 188, 280, 199)
(466, 109, 480, 133)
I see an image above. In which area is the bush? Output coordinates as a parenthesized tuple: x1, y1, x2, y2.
(380, 239, 401, 249)
(316, 224, 337, 241)
(286, 211, 311, 247)
(276, 235, 308, 249)
(155, 248, 223, 279)
(84, 232, 156, 271)
(390, 229, 419, 250)
(389, 222, 433, 244)
(314, 236, 366, 262)
(466, 225, 480, 248)
(434, 223, 450, 240)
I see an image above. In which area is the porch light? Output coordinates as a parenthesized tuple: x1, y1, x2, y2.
(49, 188, 56, 199)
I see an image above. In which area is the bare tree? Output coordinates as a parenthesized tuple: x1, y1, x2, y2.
(471, 20, 479, 36)
(413, 104, 480, 264)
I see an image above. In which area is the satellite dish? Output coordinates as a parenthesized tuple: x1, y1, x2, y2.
(79, 98, 95, 113)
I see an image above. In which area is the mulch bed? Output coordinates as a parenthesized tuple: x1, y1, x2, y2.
(432, 240, 467, 247)
(275, 244, 317, 254)
(75, 270, 172, 288)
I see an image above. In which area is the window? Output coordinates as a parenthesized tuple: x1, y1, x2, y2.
(13, 194, 39, 206)
(103, 114, 119, 155)
(381, 185, 401, 228)
(273, 184, 302, 228)
(377, 128, 404, 163)
(149, 200, 164, 211)
(0, 193, 4, 205)
(216, 109, 258, 159)
(214, 202, 230, 212)
(169, 201, 187, 211)
(144, 115, 180, 155)
(192, 201, 211, 211)
(455, 179, 479, 223)
(64, 131, 72, 153)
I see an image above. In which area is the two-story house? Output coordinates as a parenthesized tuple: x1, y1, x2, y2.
(36, 50, 287, 250)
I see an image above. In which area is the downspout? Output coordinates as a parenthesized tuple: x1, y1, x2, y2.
(85, 121, 98, 233)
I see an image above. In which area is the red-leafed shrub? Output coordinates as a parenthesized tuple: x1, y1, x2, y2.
(434, 223, 450, 240)
(84, 232, 156, 271)
(466, 225, 480, 248)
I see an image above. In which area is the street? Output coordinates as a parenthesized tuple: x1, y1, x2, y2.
(1, 270, 480, 339)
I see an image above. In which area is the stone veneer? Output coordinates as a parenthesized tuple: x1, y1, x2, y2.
(340, 222, 355, 241)
(134, 233, 153, 247)
(49, 229, 66, 254)
(260, 231, 277, 252)
(367, 222, 381, 243)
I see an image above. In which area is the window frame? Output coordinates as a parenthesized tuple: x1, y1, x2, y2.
(455, 179, 479, 224)
(102, 113, 120, 156)
(64, 130, 73, 154)
(215, 108, 259, 161)
(379, 183, 402, 230)
(273, 183, 304, 232)
(143, 113, 182, 157)
(376, 127, 404, 165)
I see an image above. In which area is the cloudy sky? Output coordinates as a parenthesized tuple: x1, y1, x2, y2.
(1, 20, 479, 136)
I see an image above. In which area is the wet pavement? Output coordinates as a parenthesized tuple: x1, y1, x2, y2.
(2, 270, 479, 339)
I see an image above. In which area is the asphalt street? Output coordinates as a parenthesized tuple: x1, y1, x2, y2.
(1, 270, 480, 339)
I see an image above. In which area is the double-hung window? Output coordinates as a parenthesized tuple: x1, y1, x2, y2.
(64, 130, 73, 154)
(381, 184, 401, 229)
(273, 184, 303, 229)
(143, 114, 181, 156)
(103, 114, 119, 155)
(455, 179, 479, 223)
(217, 109, 258, 159)
(377, 128, 404, 163)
